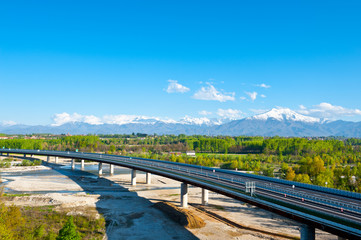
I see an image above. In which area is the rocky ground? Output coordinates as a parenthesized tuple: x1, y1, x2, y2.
(0, 156, 336, 240)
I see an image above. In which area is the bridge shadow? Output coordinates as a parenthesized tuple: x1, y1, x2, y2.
(18, 157, 199, 240)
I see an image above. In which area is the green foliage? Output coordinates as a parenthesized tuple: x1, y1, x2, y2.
(0, 203, 25, 239)
(45, 232, 57, 240)
(34, 224, 46, 238)
(0, 200, 105, 240)
(294, 174, 312, 184)
(19, 159, 41, 166)
(56, 216, 81, 240)
(1, 134, 361, 192)
(285, 167, 296, 181)
(0, 159, 11, 168)
(262, 165, 275, 177)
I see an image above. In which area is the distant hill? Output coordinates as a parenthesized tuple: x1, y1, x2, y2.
(1, 108, 361, 137)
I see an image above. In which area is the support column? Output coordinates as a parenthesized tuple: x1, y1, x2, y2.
(202, 189, 209, 205)
(181, 183, 188, 208)
(110, 164, 114, 175)
(24, 154, 26, 157)
(98, 162, 103, 176)
(81, 159, 84, 169)
(55, 157, 58, 164)
(146, 172, 151, 184)
(131, 169, 137, 186)
(7, 153, 9, 156)
(300, 225, 315, 240)
(71, 159, 75, 170)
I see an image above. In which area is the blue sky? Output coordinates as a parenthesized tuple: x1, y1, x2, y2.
(1, 1, 361, 125)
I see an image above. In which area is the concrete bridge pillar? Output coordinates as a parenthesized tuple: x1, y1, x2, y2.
(300, 224, 315, 240)
(24, 154, 26, 157)
(181, 183, 188, 208)
(98, 162, 103, 176)
(55, 157, 58, 164)
(71, 159, 75, 170)
(131, 169, 137, 186)
(202, 189, 209, 205)
(7, 153, 9, 156)
(110, 164, 114, 175)
(146, 172, 151, 184)
(81, 159, 84, 169)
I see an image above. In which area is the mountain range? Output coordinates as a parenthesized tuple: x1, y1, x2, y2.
(1, 108, 361, 137)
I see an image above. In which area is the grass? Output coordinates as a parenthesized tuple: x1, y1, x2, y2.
(20, 205, 106, 240)
(210, 204, 225, 210)
(0, 193, 106, 240)
(0, 158, 12, 168)
(4, 193, 32, 197)
(168, 194, 180, 197)
(18, 159, 42, 166)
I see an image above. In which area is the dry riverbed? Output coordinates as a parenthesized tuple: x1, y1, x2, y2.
(0, 156, 336, 240)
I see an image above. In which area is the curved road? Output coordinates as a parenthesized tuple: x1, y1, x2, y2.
(1, 149, 360, 239)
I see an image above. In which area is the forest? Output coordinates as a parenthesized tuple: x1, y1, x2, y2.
(1, 134, 361, 193)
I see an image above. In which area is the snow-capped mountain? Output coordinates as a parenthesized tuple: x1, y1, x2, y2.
(1, 110, 361, 137)
(178, 116, 229, 126)
(248, 108, 321, 123)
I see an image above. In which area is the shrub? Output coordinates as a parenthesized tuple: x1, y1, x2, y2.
(56, 216, 81, 240)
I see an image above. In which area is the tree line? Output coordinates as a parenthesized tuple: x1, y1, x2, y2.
(1, 135, 360, 192)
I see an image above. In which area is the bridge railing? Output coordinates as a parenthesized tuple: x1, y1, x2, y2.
(107, 153, 361, 200)
(1, 149, 361, 200)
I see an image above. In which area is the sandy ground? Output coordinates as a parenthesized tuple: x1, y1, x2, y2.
(0, 156, 337, 240)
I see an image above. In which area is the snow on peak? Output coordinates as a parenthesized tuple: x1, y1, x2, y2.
(248, 108, 321, 123)
(103, 115, 170, 125)
(51, 112, 227, 126)
(179, 116, 212, 125)
(1, 120, 17, 126)
(178, 116, 228, 125)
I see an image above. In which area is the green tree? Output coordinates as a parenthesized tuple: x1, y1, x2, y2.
(0, 203, 25, 239)
(262, 165, 275, 177)
(314, 169, 334, 187)
(109, 145, 116, 153)
(285, 167, 296, 181)
(56, 216, 80, 240)
(294, 174, 312, 184)
(33, 224, 45, 238)
(280, 162, 289, 175)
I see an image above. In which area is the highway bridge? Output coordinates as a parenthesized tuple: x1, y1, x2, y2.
(0, 149, 360, 240)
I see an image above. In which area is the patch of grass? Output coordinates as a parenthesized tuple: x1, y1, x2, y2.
(0, 158, 12, 168)
(0, 193, 105, 240)
(4, 193, 32, 197)
(17, 159, 42, 166)
(2, 157, 13, 162)
(168, 194, 179, 197)
(20, 205, 106, 240)
(210, 204, 225, 211)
